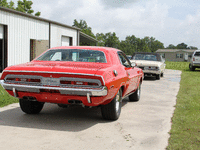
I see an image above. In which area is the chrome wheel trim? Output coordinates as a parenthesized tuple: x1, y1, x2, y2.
(115, 90, 120, 113)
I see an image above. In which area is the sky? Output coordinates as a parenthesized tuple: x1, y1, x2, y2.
(9, 0, 200, 48)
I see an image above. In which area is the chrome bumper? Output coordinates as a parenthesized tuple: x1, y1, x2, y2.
(192, 63, 200, 67)
(142, 69, 161, 75)
(0, 80, 108, 103)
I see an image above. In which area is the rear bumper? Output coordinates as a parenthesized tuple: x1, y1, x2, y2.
(192, 63, 200, 67)
(142, 69, 161, 75)
(0, 80, 108, 104)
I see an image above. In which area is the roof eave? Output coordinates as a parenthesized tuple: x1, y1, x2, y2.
(0, 6, 81, 31)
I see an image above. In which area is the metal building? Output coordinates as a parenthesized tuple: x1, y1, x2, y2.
(0, 7, 97, 72)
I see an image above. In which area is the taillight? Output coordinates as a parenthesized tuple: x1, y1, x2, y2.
(60, 81, 71, 84)
(60, 80, 99, 86)
(15, 78, 20, 81)
(29, 79, 40, 82)
(6, 77, 40, 83)
(6, 78, 15, 81)
(193, 57, 195, 61)
(88, 82, 99, 86)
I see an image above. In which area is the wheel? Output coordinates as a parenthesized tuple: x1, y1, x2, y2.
(19, 99, 44, 114)
(129, 82, 141, 102)
(189, 63, 195, 71)
(101, 88, 122, 120)
(156, 74, 161, 80)
(161, 73, 164, 77)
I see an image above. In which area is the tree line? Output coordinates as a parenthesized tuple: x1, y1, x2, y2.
(73, 19, 198, 55)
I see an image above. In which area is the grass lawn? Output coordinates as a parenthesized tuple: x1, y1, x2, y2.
(0, 85, 19, 107)
(166, 61, 200, 149)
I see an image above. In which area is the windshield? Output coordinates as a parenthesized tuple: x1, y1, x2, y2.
(35, 49, 107, 63)
(132, 54, 158, 61)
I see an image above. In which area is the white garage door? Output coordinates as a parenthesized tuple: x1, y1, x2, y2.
(0, 25, 3, 39)
(61, 36, 69, 46)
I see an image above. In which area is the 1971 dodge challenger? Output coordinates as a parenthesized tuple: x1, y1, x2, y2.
(130, 52, 165, 80)
(0, 46, 143, 120)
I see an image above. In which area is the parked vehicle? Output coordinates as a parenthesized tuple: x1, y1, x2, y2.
(126, 55, 132, 60)
(130, 52, 165, 80)
(189, 50, 200, 71)
(0, 46, 143, 120)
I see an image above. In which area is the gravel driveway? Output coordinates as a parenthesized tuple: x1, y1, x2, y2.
(0, 69, 181, 150)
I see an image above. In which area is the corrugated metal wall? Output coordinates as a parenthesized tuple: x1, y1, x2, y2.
(51, 24, 77, 48)
(0, 9, 78, 67)
(0, 10, 49, 66)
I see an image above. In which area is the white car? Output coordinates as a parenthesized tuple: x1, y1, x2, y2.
(130, 52, 166, 80)
(189, 50, 200, 71)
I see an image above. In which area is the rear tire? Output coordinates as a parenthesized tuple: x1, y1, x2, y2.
(19, 99, 44, 114)
(156, 74, 161, 80)
(189, 63, 195, 71)
(101, 88, 122, 120)
(129, 82, 141, 102)
(161, 73, 164, 77)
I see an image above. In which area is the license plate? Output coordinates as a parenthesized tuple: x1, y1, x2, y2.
(42, 78, 60, 86)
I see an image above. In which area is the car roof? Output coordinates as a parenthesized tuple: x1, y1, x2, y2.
(49, 46, 121, 53)
(132, 52, 160, 55)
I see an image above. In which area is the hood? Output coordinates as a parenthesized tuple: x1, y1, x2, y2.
(3, 61, 110, 75)
(130, 60, 162, 67)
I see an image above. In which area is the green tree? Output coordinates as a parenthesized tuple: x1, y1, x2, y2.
(96, 33, 105, 46)
(0, 0, 41, 16)
(143, 36, 164, 52)
(139, 39, 151, 52)
(104, 32, 120, 48)
(123, 35, 138, 54)
(188, 46, 198, 50)
(0, 0, 14, 9)
(73, 19, 95, 38)
(16, 0, 41, 16)
(176, 43, 188, 49)
(118, 40, 128, 54)
(166, 44, 176, 49)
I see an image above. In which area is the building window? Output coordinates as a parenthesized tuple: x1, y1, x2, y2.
(176, 53, 183, 58)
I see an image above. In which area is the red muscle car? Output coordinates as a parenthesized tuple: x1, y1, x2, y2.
(0, 46, 143, 120)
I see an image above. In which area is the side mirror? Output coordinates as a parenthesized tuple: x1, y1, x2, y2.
(131, 62, 137, 68)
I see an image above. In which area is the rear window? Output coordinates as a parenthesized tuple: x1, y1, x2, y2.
(194, 52, 200, 56)
(132, 54, 159, 61)
(35, 49, 107, 63)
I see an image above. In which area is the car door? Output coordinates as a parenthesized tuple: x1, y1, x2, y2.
(118, 52, 138, 96)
